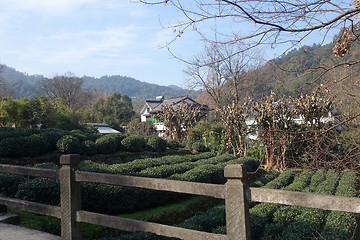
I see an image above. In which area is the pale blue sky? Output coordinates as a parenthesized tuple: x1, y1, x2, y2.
(0, 0, 335, 87)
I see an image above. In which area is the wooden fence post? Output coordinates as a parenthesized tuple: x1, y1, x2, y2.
(60, 154, 82, 240)
(224, 164, 251, 240)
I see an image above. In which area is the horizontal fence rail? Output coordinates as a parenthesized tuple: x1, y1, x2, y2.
(77, 210, 227, 240)
(0, 196, 61, 218)
(75, 171, 225, 199)
(0, 164, 59, 179)
(0, 154, 360, 240)
(247, 187, 360, 214)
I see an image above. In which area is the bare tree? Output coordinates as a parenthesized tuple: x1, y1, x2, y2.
(39, 73, 95, 111)
(141, 1, 360, 58)
(185, 44, 261, 108)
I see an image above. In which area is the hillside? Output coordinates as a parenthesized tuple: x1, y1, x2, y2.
(0, 65, 197, 100)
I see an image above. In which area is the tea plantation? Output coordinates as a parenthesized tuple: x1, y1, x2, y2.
(98, 168, 359, 240)
(0, 151, 358, 239)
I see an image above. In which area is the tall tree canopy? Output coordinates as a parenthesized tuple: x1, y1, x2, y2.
(90, 92, 135, 125)
(39, 73, 95, 111)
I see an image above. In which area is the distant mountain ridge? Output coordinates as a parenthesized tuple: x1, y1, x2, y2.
(0, 65, 197, 100)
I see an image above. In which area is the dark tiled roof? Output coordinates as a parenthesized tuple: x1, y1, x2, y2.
(150, 96, 206, 113)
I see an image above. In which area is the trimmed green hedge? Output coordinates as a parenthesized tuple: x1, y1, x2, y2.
(167, 139, 181, 150)
(121, 135, 146, 152)
(321, 170, 358, 239)
(56, 135, 81, 154)
(95, 135, 118, 154)
(146, 135, 167, 152)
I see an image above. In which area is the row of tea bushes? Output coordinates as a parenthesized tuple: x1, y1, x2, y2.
(171, 168, 359, 240)
(0, 127, 204, 158)
(320, 170, 358, 239)
(261, 169, 345, 240)
(0, 128, 69, 157)
(79, 152, 216, 175)
(1, 153, 259, 214)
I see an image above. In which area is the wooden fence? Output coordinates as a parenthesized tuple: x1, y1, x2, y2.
(1, 154, 360, 240)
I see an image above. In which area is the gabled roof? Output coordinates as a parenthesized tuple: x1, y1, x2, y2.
(150, 96, 207, 113)
(140, 98, 163, 114)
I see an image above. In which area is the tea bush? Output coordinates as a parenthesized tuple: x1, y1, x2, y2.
(191, 142, 209, 152)
(146, 135, 167, 152)
(95, 135, 118, 154)
(81, 140, 97, 156)
(16, 178, 60, 205)
(56, 135, 81, 154)
(0, 173, 27, 197)
(167, 139, 181, 149)
(121, 135, 146, 152)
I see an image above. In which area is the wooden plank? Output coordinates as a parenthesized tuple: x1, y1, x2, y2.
(0, 164, 59, 179)
(0, 196, 61, 218)
(76, 211, 227, 240)
(248, 187, 360, 214)
(75, 171, 225, 199)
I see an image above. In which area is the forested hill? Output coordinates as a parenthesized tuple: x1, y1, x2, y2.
(250, 36, 360, 99)
(82, 75, 196, 100)
(0, 65, 196, 100)
(2, 36, 359, 102)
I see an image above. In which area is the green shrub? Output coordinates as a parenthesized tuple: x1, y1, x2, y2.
(16, 178, 60, 205)
(167, 139, 181, 149)
(95, 135, 117, 154)
(308, 169, 327, 192)
(263, 169, 295, 189)
(56, 135, 81, 154)
(107, 133, 126, 151)
(137, 162, 195, 178)
(146, 135, 167, 152)
(313, 169, 338, 195)
(27, 134, 49, 156)
(0, 174, 27, 197)
(178, 205, 225, 232)
(250, 203, 279, 239)
(170, 164, 222, 183)
(121, 135, 146, 152)
(321, 170, 358, 239)
(0, 137, 28, 157)
(282, 170, 313, 191)
(40, 129, 67, 151)
(191, 142, 209, 152)
(81, 140, 97, 156)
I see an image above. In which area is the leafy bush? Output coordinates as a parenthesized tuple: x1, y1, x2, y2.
(0, 174, 27, 197)
(95, 135, 117, 154)
(16, 178, 60, 205)
(170, 164, 221, 183)
(137, 162, 195, 178)
(0, 135, 47, 157)
(191, 142, 209, 152)
(321, 170, 358, 239)
(0, 137, 26, 157)
(81, 140, 97, 156)
(178, 204, 226, 232)
(121, 134, 146, 152)
(167, 139, 181, 149)
(146, 135, 167, 152)
(56, 135, 81, 154)
(27, 134, 49, 156)
(40, 129, 67, 151)
(262, 169, 295, 189)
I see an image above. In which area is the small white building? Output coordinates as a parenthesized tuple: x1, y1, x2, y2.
(87, 123, 121, 134)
